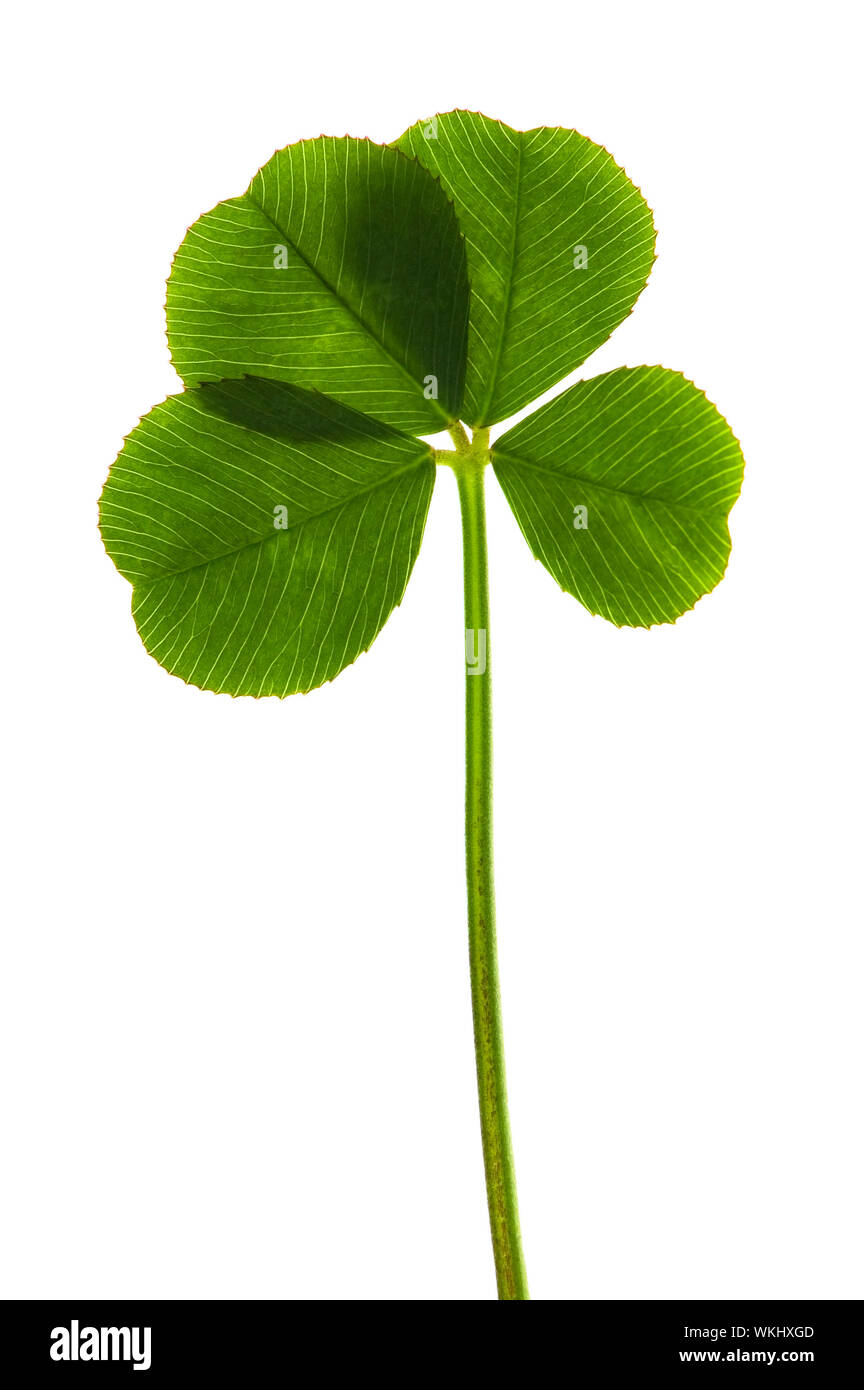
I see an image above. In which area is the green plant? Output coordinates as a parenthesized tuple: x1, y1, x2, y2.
(99, 111, 744, 1300)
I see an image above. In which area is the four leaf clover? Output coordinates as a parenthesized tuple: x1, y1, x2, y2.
(99, 111, 744, 694)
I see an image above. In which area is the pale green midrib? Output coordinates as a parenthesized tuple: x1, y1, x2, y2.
(120, 453, 433, 586)
(472, 139, 523, 426)
(231, 190, 454, 429)
(491, 446, 735, 517)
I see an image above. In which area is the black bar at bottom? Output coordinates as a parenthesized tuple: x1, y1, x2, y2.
(0, 1298, 859, 1377)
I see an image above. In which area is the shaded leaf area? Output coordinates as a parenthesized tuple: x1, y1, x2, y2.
(492, 367, 744, 627)
(398, 111, 655, 427)
(167, 137, 469, 434)
(99, 378, 435, 695)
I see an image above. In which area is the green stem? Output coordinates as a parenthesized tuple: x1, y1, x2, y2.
(449, 420, 472, 453)
(453, 429, 529, 1301)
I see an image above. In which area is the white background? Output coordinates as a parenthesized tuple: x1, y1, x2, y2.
(2, 1, 861, 1301)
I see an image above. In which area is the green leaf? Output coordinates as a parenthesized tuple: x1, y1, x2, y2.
(491, 366, 744, 627)
(99, 378, 435, 695)
(396, 111, 655, 428)
(166, 137, 469, 435)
